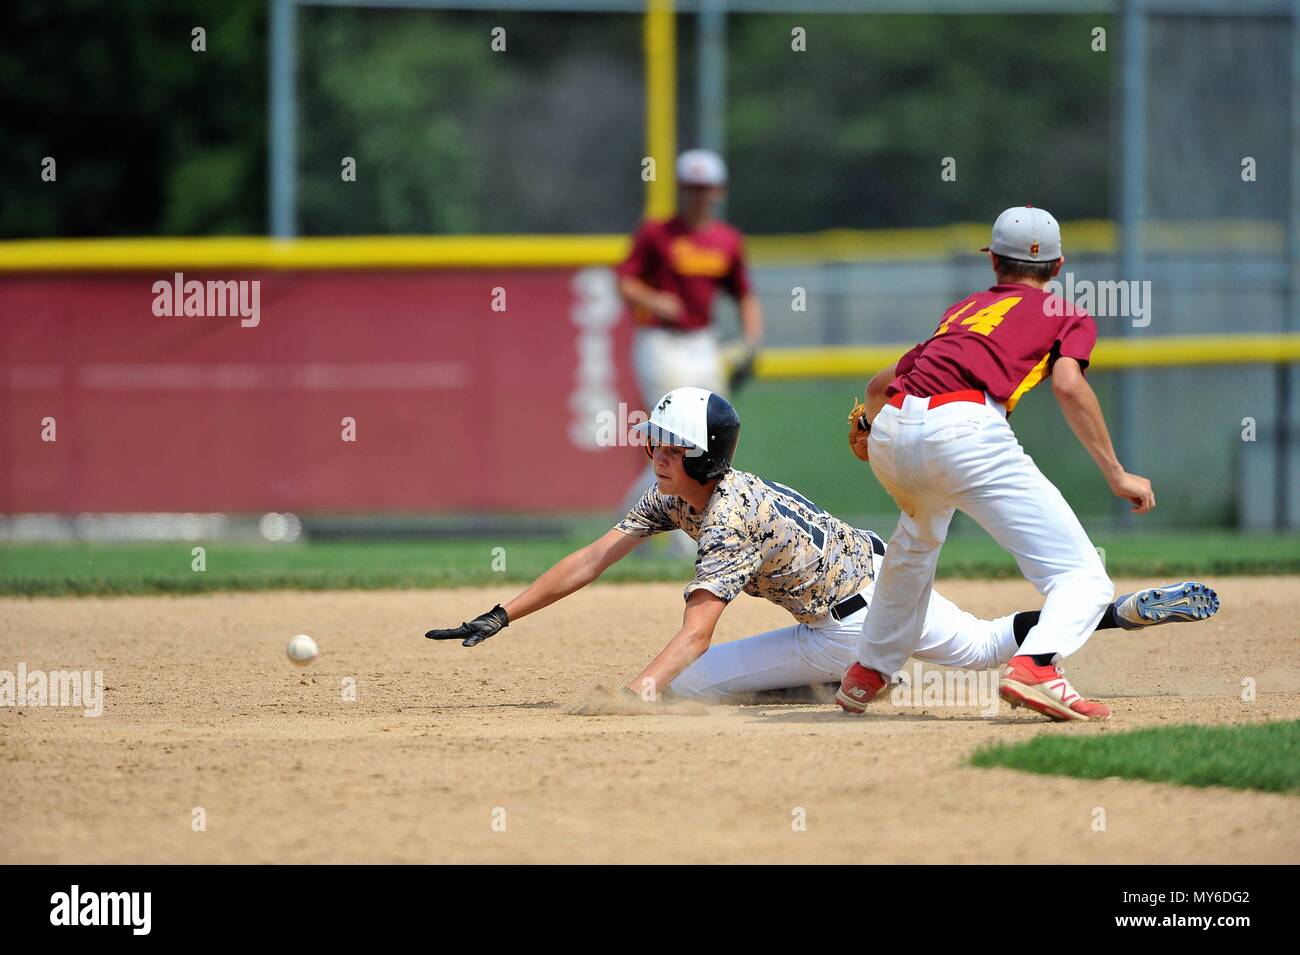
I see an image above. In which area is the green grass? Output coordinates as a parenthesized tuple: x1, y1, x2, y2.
(0, 538, 688, 597)
(0, 530, 1294, 597)
(946, 530, 1300, 578)
(733, 378, 1124, 520)
(730, 374, 1248, 527)
(971, 722, 1300, 795)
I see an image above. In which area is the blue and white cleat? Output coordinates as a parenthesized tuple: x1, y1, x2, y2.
(1113, 581, 1220, 630)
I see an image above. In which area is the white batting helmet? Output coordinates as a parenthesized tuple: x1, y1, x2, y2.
(632, 387, 741, 484)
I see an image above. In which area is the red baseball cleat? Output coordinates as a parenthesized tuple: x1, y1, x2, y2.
(999, 655, 1111, 722)
(836, 663, 889, 714)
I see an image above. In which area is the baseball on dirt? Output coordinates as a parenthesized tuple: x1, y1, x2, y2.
(286, 633, 319, 666)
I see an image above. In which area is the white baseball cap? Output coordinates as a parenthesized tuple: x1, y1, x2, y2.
(981, 205, 1062, 261)
(677, 149, 727, 187)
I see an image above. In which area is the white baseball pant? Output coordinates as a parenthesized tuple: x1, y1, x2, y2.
(668, 581, 1019, 703)
(632, 326, 725, 406)
(857, 393, 1112, 679)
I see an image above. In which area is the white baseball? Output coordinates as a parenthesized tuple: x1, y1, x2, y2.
(286, 634, 319, 667)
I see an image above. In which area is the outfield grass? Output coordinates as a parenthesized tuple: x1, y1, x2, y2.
(0, 530, 1294, 596)
(731, 375, 1243, 526)
(0, 538, 685, 597)
(971, 722, 1300, 795)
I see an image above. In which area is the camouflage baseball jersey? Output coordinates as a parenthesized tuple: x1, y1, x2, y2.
(615, 468, 883, 623)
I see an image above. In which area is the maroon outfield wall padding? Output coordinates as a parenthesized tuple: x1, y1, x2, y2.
(0, 269, 645, 513)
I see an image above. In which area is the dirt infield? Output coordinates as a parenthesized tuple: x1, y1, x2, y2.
(2, 577, 1297, 864)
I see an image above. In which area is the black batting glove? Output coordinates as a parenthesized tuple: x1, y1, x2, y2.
(425, 604, 509, 647)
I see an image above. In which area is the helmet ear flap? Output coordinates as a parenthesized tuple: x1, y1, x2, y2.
(683, 393, 740, 484)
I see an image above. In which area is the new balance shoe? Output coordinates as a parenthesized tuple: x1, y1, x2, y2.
(1113, 581, 1219, 630)
(999, 655, 1110, 722)
(836, 663, 889, 714)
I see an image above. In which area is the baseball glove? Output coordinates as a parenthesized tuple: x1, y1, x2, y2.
(847, 399, 872, 463)
(727, 346, 758, 395)
(425, 604, 509, 647)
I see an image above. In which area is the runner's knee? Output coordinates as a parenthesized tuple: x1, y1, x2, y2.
(667, 664, 725, 702)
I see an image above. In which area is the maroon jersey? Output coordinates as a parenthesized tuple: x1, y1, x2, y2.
(616, 215, 751, 332)
(889, 283, 1097, 412)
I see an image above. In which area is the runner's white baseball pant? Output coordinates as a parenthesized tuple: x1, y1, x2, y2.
(856, 393, 1112, 679)
(669, 579, 1019, 702)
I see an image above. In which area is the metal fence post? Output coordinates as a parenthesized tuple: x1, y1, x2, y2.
(1117, 0, 1147, 527)
(270, 0, 299, 238)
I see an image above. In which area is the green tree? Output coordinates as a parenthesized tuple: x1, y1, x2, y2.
(0, 0, 265, 238)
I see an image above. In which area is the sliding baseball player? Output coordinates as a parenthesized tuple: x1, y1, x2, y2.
(425, 388, 1217, 703)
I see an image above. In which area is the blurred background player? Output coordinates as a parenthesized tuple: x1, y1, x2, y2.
(617, 148, 764, 403)
(425, 388, 1217, 703)
(615, 149, 764, 556)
